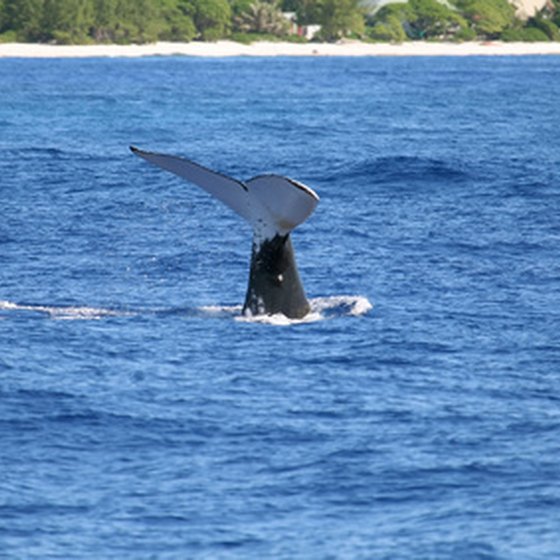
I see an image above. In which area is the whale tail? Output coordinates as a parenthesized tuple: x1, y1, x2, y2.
(131, 146, 319, 318)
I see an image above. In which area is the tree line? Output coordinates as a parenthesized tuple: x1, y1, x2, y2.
(369, 0, 560, 42)
(0, 0, 559, 44)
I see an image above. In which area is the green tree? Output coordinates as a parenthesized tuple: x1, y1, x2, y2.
(93, 0, 116, 25)
(159, 0, 196, 41)
(0, 0, 5, 31)
(318, 0, 364, 40)
(368, 2, 413, 35)
(42, 0, 94, 42)
(528, 16, 560, 40)
(368, 0, 468, 41)
(89, 0, 175, 43)
(280, 0, 297, 10)
(369, 15, 407, 43)
(3, 0, 44, 40)
(90, 0, 117, 41)
(368, 13, 407, 42)
(231, 0, 253, 17)
(554, 0, 560, 27)
(451, 0, 516, 38)
(115, 0, 164, 43)
(184, 0, 231, 40)
(373, 2, 412, 19)
(234, 1, 289, 35)
(405, 0, 467, 39)
(501, 26, 550, 41)
(293, 0, 323, 25)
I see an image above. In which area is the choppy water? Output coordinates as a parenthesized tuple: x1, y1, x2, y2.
(1, 55, 560, 559)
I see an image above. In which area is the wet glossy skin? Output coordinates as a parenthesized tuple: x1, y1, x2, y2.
(243, 235, 310, 319)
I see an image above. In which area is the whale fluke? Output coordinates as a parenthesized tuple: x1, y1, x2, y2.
(131, 146, 319, 319)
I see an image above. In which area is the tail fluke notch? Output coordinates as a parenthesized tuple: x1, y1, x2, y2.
(131, 146, 319, 237)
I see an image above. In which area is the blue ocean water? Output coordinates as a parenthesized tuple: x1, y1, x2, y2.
(1, 54, 559, 559)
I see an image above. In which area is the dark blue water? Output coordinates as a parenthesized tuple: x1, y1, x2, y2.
(1, 55, 560, 559)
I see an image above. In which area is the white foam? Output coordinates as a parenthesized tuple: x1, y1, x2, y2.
(312, 295, 373, 317)
(0, 300, 127, 321)
(235, 310, 324, 326)
(233, 295, 372, 326)
(198, 304, 242, 317)
(1, 295, 372, 324)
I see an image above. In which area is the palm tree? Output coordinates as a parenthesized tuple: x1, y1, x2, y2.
(234, 1, 290, 35)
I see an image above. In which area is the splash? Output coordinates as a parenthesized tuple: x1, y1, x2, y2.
(0, 295, 372, 324)
(198, 304, 243, 317)
(235, 295, 372, 326)
(0, 300, 128, 321)
(312, 295, 373, 316)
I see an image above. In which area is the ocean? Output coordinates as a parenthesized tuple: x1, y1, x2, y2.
(1, 54, 559, 559)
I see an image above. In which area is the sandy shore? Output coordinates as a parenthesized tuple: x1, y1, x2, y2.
(1, 40, 560, 58)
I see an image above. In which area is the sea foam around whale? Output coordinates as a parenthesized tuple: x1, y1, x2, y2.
(0, 295, 372, 324)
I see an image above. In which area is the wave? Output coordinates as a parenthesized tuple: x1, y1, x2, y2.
(0, 295, 372, 324)
(320, 156, 471, 186)
(7, 146, 113, 163)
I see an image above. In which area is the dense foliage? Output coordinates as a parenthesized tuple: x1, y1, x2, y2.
(0, 0, 559, 44)
(368, 0, 559, 42)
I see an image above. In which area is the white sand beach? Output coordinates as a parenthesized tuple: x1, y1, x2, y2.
(1, 40, 560, 58)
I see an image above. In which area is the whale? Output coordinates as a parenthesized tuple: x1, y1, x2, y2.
(131, 146, 319, 319)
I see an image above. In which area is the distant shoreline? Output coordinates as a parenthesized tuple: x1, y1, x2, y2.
(2, 40, 560, 58)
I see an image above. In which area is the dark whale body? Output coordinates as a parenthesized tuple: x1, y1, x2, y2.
(245, 235, 309, 318)
(131, 146, 318, 319)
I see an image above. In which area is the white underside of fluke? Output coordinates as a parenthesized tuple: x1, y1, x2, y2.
(130, 147, 319, 241)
